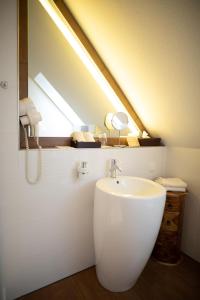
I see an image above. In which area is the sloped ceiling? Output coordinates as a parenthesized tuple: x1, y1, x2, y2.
(65, 0, 200, 147)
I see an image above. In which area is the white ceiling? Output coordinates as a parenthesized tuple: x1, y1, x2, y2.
(65, 0, 200, 147)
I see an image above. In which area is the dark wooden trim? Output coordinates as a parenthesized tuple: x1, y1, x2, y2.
(20, 137, 84, 149)
(18, 0, 28, 100)
(138, 137, 162, 146)
(20, 134, 163, 149)
(53, 0, 148, 134)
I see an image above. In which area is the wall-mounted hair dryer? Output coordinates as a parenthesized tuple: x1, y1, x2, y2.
(19, 97, 42, 137)
(19, 98, 42, 184)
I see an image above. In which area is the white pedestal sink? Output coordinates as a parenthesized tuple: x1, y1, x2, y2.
(94, 176, 166, 292)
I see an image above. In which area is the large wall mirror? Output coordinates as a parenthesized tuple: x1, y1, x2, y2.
(19, 0, 150, 147)
(28, 0, 119, 137)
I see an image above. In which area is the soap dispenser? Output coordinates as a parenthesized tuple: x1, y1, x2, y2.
(78, 161, 88, 178)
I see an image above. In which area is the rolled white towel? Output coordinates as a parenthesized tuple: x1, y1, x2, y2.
(83, 132, 95, 142)
(20, 115, 30, 126)
(19, 97, 35, 116)
(27, 109, 42, 125)
(155, 177, 187, 188)
(72, 131, 86, 142)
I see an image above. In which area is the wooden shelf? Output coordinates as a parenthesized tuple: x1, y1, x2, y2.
(20, 131, 163, 149)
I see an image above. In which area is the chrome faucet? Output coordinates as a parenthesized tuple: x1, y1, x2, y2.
(110, 159, 122, 178)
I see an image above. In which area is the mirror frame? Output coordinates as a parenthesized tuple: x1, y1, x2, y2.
(18, 0, 152, 148)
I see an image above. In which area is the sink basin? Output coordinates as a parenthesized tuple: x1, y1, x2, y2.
(94, 176, 166, 292)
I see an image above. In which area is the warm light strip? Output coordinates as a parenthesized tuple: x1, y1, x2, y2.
(38, 0, 139, 135)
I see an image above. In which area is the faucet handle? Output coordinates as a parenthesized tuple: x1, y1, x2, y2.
(110, 159, 121, 178)
(81, 161, 87, 168)
(111, 158, 117, 165)
(117, 165, 122, 172)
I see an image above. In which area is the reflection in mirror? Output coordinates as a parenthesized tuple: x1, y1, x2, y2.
(111, 112, 129, 147)
(28, 0, 118, 136)
(27, 0, 142, 138)
(104, 113, 114, 132)
(111, 112, 129, 131)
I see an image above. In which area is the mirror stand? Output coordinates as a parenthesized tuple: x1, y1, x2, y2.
(118, 130, 121, 146)
(111, 112, 129, 148)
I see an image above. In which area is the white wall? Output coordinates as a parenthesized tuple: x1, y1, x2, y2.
(0, 1, 18, 299)
(166, 147, 200, 262)
(1, 147, 166, 300)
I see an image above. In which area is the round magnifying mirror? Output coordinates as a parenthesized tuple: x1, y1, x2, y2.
(104, 113, 114, 130)
(111, 112, 129, 130)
